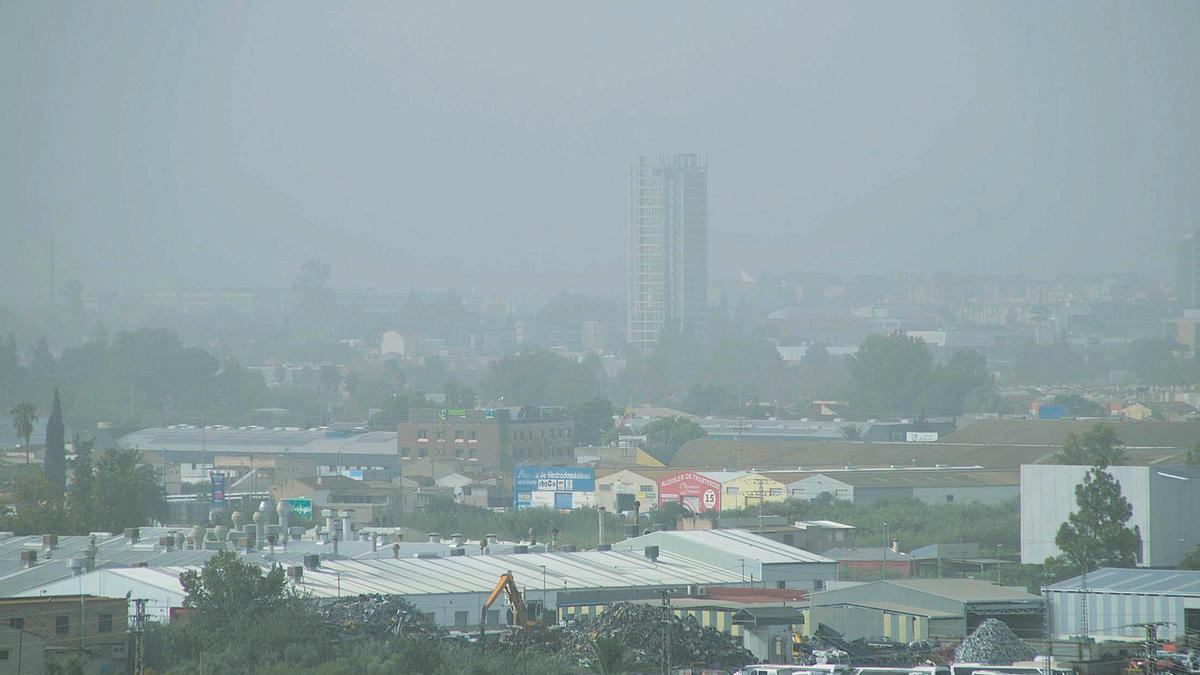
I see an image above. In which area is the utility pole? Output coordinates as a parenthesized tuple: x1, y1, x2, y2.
(881, 522, 888, 581)
(661, 589, 672, 675)
(132, 598, 147, 675)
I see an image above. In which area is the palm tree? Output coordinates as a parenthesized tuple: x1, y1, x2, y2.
(589, 635, 641, 674)
(10, 402, 38, 464)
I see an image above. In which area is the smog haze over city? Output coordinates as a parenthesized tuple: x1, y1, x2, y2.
(3, 4, 1200, 674)
(2, 2, 1198, 305)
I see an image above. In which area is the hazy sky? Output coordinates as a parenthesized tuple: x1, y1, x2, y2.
(2, 2, 1198, 305)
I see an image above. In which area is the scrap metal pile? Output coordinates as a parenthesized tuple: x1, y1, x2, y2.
(500, 602, 755, 669)
(954, 618, 1036, 664)
(798, 624, 942, 666)
(321, 594, 446, 640)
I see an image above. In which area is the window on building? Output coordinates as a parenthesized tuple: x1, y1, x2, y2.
(417, 429, 429, 441)
(454, 448, 462, 458)
(726, 487, 739, 495)
(8, 618, 22, 630)
(945, 494, 955, 503)
(99, 614, 113, 633)
(639, 485, 653, 493)
(469, 448, 477, 459)
(599, 484, 613, 492)
(455, 611, 469, 627)
(468, 431, 477, 442)
(455, 431, 464, 443)
(55, 616, 69, 635)
(423, 612, 435, 623)
(777, 581, 787, 589)
(400, 447, 411, 459)
(769, 488, 783, 497)
(418, 447, 427, 459)
(0, 649, 8, 660)
(436, 430, 445, 442)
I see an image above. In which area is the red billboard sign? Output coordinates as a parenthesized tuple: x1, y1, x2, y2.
(657, 471, 721, 513)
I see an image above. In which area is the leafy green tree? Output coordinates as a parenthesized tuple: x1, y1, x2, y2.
(442, 381, 477, 409)
(170, 551, 326, 671)
(1048, 465, 1141, 578)
(73, 449, 164, 532)
(44, 389, 66, 490)
(590, 635, 643, 674)
(681, 384, 738, 416)
(1124, 337, 1183, 385)
(1056, 423, 1126, 466)
(9, 402, 37, 464)
(845, 333, 934, 415)
(482, 349, 603, 405)
(930, 349, 994, 415)
(1181, 545, 1200, 570)
(642, 417, 705, 463)
(1, 471, 68, 534)
(570, 397, 615, 446)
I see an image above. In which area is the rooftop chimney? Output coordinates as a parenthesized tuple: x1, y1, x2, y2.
(231, 511, 245, 532)
(452, 533, 465, 547)
(303, 554, 321, 570)
(429, 532, 442, 544)
(527, 528, 536, 546)
(20, 550, 38, 568)
(276, 501, 290, 544)
(124, 528, 140, 545)
(392, 543, 400, 559)
(69, 557, 85, 576)
(644, 545, 660, 563)
(42, 534, 58, 551)
(287, 565, 303, 583)
(341, 510, 353, 544)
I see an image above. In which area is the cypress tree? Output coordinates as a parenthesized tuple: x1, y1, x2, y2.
(44, 389, 66, 490)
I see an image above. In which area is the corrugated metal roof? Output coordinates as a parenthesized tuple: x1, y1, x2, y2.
(823, 547, 911, 562)
(18, 550, 745, 600)
(882, 578, 1040, 603)
(116, 427, 398, 456)
(1043, 567, 1200, 597)
(617, 529, 835, 564)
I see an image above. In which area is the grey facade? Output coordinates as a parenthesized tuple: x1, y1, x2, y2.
(1020, 464, 1200, 566)
(809, 579, 1044, 641)
(1043, 567, 1200, 642)
(627, 153, 708, 354)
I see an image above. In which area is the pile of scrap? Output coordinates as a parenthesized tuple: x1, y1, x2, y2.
(321, 594, 445, 640)
(499, 602, 754, 669)
(954, 619, 1035, 664)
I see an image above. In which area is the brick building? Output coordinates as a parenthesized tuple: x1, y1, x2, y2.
(397, 409, 575, 469)
(0, 595, 127, 672)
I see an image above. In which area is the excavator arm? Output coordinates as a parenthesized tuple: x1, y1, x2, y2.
(479, 571, 528, 641)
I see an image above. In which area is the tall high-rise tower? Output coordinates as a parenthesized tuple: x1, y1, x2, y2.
(1178, 229, 1200, 313)
(627, 154, 708, 354)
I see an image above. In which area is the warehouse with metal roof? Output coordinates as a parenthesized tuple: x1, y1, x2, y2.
(612, 529, 837, 590)
(809, 578, 1044, 641)
(784, 468, 1019, 504)
(16, 549, 746, 628)
(1042, 567, 1200, 642)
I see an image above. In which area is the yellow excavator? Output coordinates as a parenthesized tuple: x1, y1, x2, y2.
(479, 570, 531, 642)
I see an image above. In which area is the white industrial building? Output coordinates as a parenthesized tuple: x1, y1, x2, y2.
(1020, 465, 1200, 566)
(17, 549, 745, 629)
(612, 529, 837, 590)
(1042, 567, 1200, 642)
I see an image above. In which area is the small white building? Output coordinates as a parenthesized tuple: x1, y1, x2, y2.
(1020, 464, 1200, 566)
